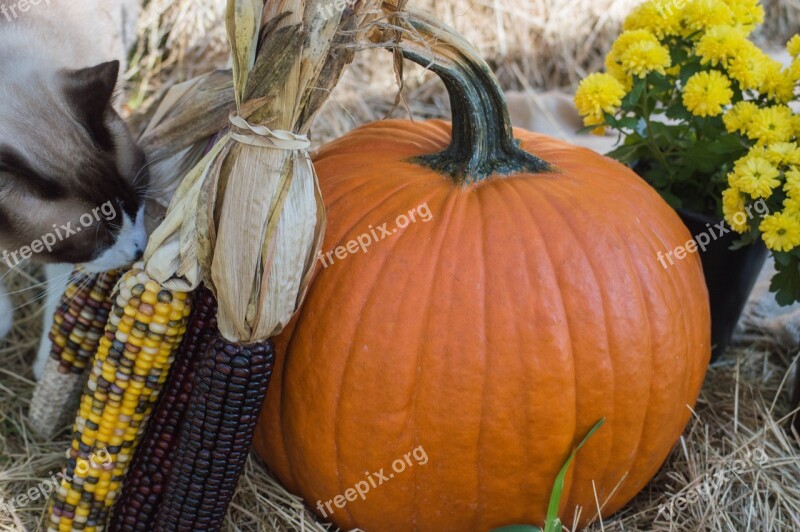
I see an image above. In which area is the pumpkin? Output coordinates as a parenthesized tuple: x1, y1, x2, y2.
(254, 11, 710, 531)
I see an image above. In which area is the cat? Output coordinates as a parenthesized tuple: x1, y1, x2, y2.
(0, 0, 147, 378)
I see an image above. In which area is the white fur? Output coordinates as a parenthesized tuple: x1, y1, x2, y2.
(83, 206, 147, 273)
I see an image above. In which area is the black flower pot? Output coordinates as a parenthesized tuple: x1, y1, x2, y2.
(677, 209, 768, 362)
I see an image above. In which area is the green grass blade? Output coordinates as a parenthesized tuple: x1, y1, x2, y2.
(543, 418, 606, 532)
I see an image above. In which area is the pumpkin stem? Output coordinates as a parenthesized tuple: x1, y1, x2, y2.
(385, 10, 553, 184)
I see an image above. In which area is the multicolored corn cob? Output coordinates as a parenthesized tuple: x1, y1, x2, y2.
(109, 287, 218, 531)
(46, 265, 192, 532)
(29, 270, 121, 439)
(50, 271, 121, 374)
(155, 338, 276, 531)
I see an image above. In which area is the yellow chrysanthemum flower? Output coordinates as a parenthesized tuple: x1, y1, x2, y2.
(722, 187, 751, 233)
(575, 73, 626, 122)
(608, 30, 661, 60)
(784, 168, 800, 198)
(723, 101, 759, 134)
(766, 143, 800, 166)
(695, 25, 749, 66)
(790, 58, 800, 83)
(721, 0, 765, 34)
(787, 34, 800, 58)
(605, 61, 633, 91)
(730, 156, 781, 198)
(726, 43, 768, 89)
(760, 60, 796, 103)
(682, 71, 733, 117)
(620, 40, 672, 78)
(793, 115, 800, 137)
(605, 30, 661, 89)
(682, 0, 734, 34)
(759, 212, 800, 251)
(746, 106, 795, 145)
(624, 1, 682, 38)
(582, 113, 608, 135)
(783, 195, 800, 219)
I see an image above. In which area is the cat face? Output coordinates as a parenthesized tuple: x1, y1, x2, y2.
(0, 61, 149, 272)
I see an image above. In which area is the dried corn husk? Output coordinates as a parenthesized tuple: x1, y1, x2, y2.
(142, 0, 381, 343)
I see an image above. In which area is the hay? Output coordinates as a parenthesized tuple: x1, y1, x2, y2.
(124, 0, 800, 119)
(2, 1, 800, 530)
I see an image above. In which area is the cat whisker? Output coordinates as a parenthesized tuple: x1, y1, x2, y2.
(3, 268, 77, 297)
(131, 151, 176, 187)
(0, 258, 32, 282)
(7, 270, 82, 312)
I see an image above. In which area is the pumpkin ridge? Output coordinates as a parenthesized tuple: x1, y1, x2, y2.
(554, 174, 697, 508)
(414, 190, 470, 528)
(325, 177, 438, 245)
(320, 159, 410, 207)
(331, 186, 452, 528)
(605, 199, 696, 502)
(559, 170, 702, 506)
(507, 180, 583, 515)
(483, 179, 543, 519)
(315, 120, 452, 162)
(630, 217, 702, 463)
(528, 178, 644, 511)
(412, 191, 466, 530)
(471, 187, 491, 529)
(533, 176, 655, 508)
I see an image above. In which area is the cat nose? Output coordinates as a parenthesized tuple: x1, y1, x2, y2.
(132, 244, 144, 261)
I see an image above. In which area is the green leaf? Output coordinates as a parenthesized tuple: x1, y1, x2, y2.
(641, 164, 672, 188)
(576, 124, 601, 135)
(492, 527, 541, 532)
(543, 418, 606, 532)
(649, 73, 673, 95)
(606, 142, 649, 165)
(659, 189, 684, 209)
(622, 78, 646, 108)
(770, 253, 800, 306)
(729, 231, 757, 251)
(616, 116, 642, 131)
(682, 143, 733, 174)
(603, 112, 619, 128)
(665, 100, 692, 121)
(707, 134, 746, 155)
(774, 251, 792, 267)
(679, 61, 703, 86)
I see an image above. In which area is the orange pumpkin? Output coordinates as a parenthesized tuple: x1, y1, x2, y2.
(254, 12, 709, 531)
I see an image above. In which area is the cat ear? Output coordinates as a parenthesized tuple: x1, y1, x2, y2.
(62, 61, 120, 150)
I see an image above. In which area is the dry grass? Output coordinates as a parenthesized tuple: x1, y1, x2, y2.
(2, 0, 800, 531)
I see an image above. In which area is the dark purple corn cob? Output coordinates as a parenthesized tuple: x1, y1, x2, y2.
(109, 287, 218, 531)
(154, 337, 276, 531)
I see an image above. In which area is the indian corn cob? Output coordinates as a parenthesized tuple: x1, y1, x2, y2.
(109, 287, 218, 531)
(29, 270, 120, 439)
(155, 338, 276, 531)
(47, 265, 192, 532)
